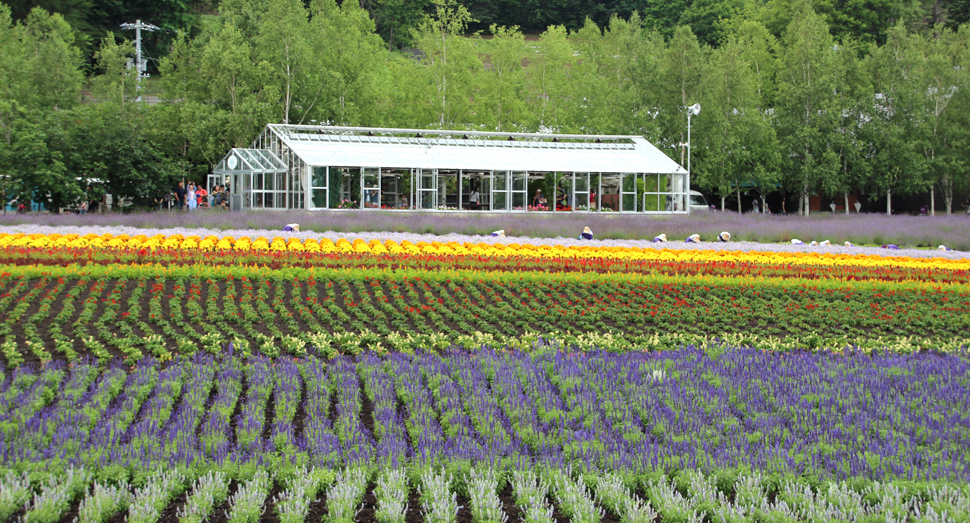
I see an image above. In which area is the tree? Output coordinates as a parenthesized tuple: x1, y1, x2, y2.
(912, 26, 970, 214)
(774, 0, 841, 215)
(411, 0, 479, 128)
(655, 25, 709, 161)
(359, 0, 432, 49)
(474, 25, 527, 131)
(0, 5, 83, 212)
(862, 23, 927, 213)
(257, 0, 312, 124)
(91, 36, 139, 106)
(522, 24, 575, 132)
(825, 40, 871, 214)
(308, 0, 390, 126)
(696, 31, 781, 211)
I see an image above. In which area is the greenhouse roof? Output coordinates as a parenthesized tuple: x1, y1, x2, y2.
(213, 148, 287, 175)
(264, 125, 685, 174)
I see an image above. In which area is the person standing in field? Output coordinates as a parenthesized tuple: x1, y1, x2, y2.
(174, 182, 186, 211)
(186, 182, 197, 211)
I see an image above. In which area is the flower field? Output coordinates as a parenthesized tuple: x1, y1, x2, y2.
(0, 226, 969, 522)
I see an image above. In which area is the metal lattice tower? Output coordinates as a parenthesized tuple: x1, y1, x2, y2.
(120, 20, 159, 102)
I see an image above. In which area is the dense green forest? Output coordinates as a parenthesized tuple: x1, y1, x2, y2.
(1, 0, 968, 214)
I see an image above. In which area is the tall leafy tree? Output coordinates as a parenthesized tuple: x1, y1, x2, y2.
(308, 0, 390, 126)
(913, 26, 970, 214)
(863, 23, 927, 213)
(411, 0, 479, 128)
(697, 31, 781, 210)
(257, 0, 312, 124)
(825, 40, 870, 213)
(0, 5, 83, 211)
(656, 25, 709, 162)
(523, 24, 574, 132)
(474, 25, 527, 131)
(774, 0, 840, 215)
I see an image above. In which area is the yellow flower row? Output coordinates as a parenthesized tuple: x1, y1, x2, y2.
(1, 231, 968, 271)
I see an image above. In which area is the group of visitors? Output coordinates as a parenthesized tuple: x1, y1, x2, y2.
(171, 181, 230, 211)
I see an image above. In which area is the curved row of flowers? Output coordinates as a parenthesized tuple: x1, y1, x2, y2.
(2, 231, 969, 270)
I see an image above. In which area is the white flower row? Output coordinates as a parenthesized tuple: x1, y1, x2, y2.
(226, 469, 272, 523)
(327, 468, 369, 523)
(467, 467, 507, 523)
(127, 469, 186, 523)
(177, 471, 230, 523)
(375, 469, 409, 523)
(510, 470, 554, 523)
(420, 469, 459, 523)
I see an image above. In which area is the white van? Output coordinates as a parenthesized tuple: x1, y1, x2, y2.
(689, 190, 711, 212)
(666, 190, 711, 212)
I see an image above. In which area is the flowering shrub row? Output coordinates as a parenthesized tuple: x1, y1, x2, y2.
(1, 231, 968, 270)
(2, 350, 969, 484)
(0, 264, 966, 365)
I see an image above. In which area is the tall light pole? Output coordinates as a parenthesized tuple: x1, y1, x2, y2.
(686, 103, 700, 214)
(120, 20, 159, 102)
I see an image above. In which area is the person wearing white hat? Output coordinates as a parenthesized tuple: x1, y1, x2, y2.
(652, 234, 667, 243)
(717, 231, 731, 242)
(282, 223, 299, 232)
(819, 240, 831, 246)
(844, 241, 854, 247)
(490, 230, 505, 237)
(939, 245, 953, 251)
(579, 227, 594, 240)
(809, 240, 819, 246)
(685, 234, 701, 243)
(791, 239, 805, 245)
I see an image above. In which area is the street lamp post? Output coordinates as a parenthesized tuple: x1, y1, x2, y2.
(686, 103, 700, 215)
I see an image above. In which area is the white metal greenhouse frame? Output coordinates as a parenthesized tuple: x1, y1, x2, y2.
(211, 125, 691, 214)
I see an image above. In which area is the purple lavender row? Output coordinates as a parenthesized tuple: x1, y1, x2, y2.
(0, 362, 67, 458)
(420, 352, 492, 462)
(0, 362, 64, 421)
(234, 356, 273, 456)
(80, 359, 160, 469)
(298, 355, 341, 467)
(386, 352, 449, 455)
(45, 364, 128, 461)
(0, 366, 36, 415)
(359, 353, 409, 467)
(15, 361, 98, 459)
(482, 350, 549, 459)
(449, 352, 524, 458)
(159, 354, 218, 466)
(268, 357, 302, 454)
(123, 360, 190, 466)
(545, 352, 627, 468)
(332, 356, 374, 466)
(197, 357, 243, 463)
(607, 348, 970, 480)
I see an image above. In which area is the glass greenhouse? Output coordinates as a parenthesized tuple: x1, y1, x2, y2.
(211, 125, 691, 213)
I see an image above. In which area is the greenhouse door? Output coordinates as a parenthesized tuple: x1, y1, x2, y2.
(417, 168, 436, 209)
(361, 167, 380, 209)
(511, 171, 528, 210)
(309, 166, 328, 209)
(620, 173, 638, 212)
(574, 173, 590, 211)
(491, 171, 508, 211)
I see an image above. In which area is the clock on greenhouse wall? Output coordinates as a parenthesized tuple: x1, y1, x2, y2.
(228, 155, 238, 169)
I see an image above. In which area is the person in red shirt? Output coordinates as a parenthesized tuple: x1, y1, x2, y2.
(196, 185, 208, 207)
